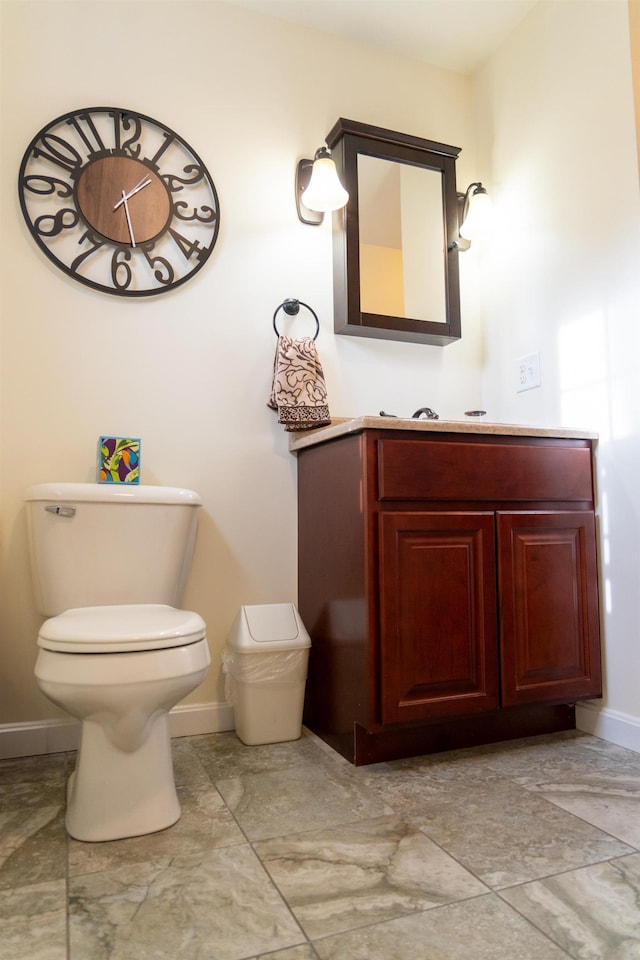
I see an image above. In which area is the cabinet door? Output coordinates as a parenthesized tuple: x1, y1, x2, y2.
(498, 512, 602, 706)
(379, 512, 499, 724)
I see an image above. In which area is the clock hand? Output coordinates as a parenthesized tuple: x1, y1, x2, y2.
(113, 176, 152, 210)
(125, 176, 152, 200)
(121, 190, 136, 247)
(114, 177, 152, 248)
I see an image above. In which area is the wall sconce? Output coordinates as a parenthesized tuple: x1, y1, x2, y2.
(296, 147, 349, 225)
(454, 182, 492, 250)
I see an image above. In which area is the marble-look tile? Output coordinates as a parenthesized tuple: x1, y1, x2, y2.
(356, 745, 517, 785)
(578, 736, 640, 764)
(0, 805, 67, 890)
(363, 767, 633, 888)
(357, 731, 601, 785)
(479, 733, 640, 785)
(254, 814, 489, 938)
(300, 728, 357, 769)
(171, 735, 219, 789)
(256, 947, 319, 959)
(68, 778, 245, 875)
(312, 893, 570, 959)
(69, 844, 304, 960)
(190, 729, 333, 781)
(0, 753, 68, 810)
(525, 777, 640, 850)
(450, 733, 640, 851)
(5, 731, 640, 960)
(217, 764, 391, 842)
(354, 745, 507, 789)
(500, 853, 640, 959)
(0, 879, 67, 960)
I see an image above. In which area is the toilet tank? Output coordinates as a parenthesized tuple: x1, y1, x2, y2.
(24, 483, 202, 616)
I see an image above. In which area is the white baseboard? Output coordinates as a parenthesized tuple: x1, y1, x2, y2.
(169, 701, 234, 739)
(5, 700, 637, 761)
(576, 701, 640, 755)
(0, 701, 235, 760)
(0, 717, 80, 759)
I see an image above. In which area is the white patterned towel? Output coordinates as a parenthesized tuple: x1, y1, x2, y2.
(268, 335, 331, 431)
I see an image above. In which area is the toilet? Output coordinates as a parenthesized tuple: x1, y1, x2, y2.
(24, 482, 211, 843)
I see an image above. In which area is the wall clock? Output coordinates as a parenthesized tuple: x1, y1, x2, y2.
(18, 106, 220, 297)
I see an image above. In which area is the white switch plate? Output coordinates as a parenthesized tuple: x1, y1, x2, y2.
(516, 352, 541, 392)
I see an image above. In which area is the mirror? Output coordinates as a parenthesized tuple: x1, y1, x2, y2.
(358, 155, 447, 323)
(327, 119, 462, 346)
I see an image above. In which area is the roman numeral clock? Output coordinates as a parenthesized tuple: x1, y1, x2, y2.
(18, 107, 220, 296)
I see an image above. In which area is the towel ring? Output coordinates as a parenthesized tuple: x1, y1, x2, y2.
(273, 299, 319, 341)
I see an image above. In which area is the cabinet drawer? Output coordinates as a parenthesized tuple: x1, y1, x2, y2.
(377, 438, 593, 502)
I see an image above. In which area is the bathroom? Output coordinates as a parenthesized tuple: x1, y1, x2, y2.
(1, 0, 640, 950)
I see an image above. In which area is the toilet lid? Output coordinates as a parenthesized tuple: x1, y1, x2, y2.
(38, 604, 207, 653)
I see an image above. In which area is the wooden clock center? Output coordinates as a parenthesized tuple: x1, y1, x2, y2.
(76, 156, 171, 245)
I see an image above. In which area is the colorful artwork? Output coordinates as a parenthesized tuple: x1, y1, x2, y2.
(98, 437, 141, 484)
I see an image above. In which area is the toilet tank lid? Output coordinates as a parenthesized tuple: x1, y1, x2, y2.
(24, 482, 201, 506)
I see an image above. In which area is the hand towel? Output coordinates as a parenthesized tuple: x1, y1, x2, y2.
(268, 335, 331, 431)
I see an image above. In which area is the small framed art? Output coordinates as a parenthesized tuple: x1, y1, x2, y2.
(98, 436, 141, 484)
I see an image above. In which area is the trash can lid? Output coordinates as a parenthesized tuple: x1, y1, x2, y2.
(227, 603, 311, 651)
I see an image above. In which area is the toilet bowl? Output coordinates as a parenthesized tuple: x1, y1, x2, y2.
(24, 484, 211, 842)
(35, 604, 210, 841)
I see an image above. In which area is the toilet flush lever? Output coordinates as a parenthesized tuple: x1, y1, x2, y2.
(45, 504, 76, 518)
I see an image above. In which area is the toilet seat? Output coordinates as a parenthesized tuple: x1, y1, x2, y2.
(38, 604, 206, 653)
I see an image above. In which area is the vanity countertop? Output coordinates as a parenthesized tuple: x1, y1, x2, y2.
(288, 416, 598, 452)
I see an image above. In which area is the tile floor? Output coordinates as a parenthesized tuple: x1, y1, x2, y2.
(2, 727, 640, 959)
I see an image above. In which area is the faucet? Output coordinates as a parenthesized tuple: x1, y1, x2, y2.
(379, 407, 440, 420)
(411, 407, 439, 420)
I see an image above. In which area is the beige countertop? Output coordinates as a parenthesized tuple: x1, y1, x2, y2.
(288, 416, 598, 452)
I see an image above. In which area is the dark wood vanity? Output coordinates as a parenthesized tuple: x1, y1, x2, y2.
(293, 418, 602, 765)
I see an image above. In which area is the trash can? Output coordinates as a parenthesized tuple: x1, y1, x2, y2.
(224, 603, 311, 745)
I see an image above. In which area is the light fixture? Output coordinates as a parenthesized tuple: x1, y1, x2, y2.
(455, 182, 492, 250)
(296, 147, 349, 225)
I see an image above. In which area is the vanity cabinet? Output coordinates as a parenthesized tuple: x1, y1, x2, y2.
(296, 425, 602, 765)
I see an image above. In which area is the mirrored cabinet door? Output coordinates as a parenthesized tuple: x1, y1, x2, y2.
(327, 119, 462, 346)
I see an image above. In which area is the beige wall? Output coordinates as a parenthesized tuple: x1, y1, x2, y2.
(359, 245, 405, 316)
(630, 0, 640, 174)
(0, 1, 481, 735)
(474, 0, 640, 747)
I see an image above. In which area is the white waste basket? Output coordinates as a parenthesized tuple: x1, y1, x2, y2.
(224, 603, 311, 745)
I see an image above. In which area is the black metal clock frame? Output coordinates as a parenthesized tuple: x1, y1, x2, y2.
(18, 106, 220, 297)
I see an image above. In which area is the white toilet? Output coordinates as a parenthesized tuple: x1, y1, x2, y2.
(24, 482, 211, 843)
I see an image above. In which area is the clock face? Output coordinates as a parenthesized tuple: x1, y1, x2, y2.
(18, 107, 220, 297)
